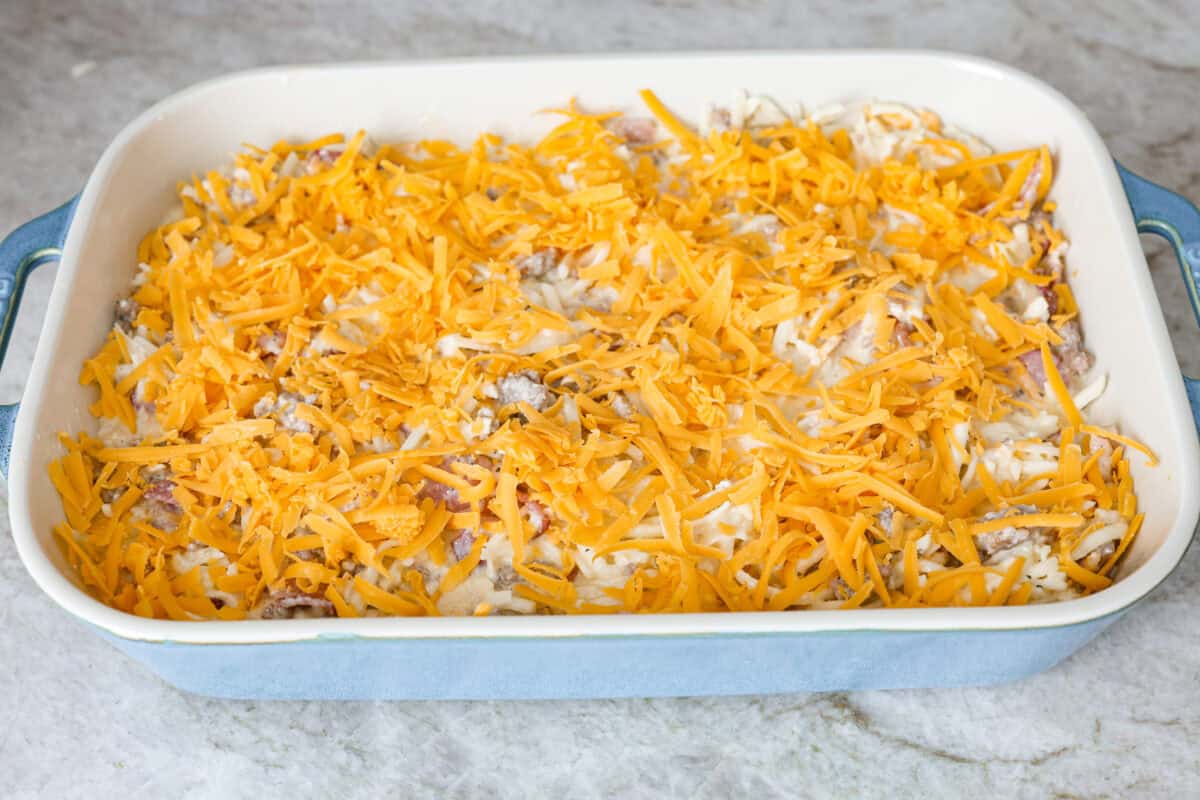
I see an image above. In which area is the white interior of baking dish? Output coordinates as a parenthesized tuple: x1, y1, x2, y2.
(10, 51, 1199, 643)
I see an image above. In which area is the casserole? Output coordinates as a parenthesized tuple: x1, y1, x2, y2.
(4, 51, 1199, 699)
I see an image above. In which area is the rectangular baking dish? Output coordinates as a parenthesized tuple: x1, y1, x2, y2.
(4, 51, 1200, 699)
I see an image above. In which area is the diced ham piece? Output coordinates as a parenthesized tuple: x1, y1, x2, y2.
(144, 479, 181, 512)
(514, 249, 559, 278)
(1030, 213, 1052, 255)
(306, 147, 343, 175)
(451, 530, 476, 561)
(611, 117, 657, 145)
(1053, 320, 1093, 384)
(876, 505, 895, 535)
(1028, 214, 1068, 281)
(973, 505, 1040, 561)
(259, 590, 336, 619)
(1017, 318, 1092, 389)
(468, 454, 495, 472)
(134, 476, 181, 531)
(515, 487, 552, 535)
(1018, 349, 1046, 386)
(1017, 159, 1043, 209)
(417, 455, 495, 513)
(115, 298, 139, 333)
(878, 559, 894, 581)
(495, 565, 518, 589)
(1039, 284, 1059, 316)
(981, 160, 1042, 216)
(974, 526, 1034, 561)
(418, 478, 468, 513)
(709, 107, 734, 132)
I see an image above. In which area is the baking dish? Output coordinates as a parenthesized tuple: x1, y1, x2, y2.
(4, 51, 1199, 699)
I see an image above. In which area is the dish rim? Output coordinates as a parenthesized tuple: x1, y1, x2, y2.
(10, 49, 1199, 645)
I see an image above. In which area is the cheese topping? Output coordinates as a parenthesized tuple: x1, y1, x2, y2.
(49, 92, 1148, 620)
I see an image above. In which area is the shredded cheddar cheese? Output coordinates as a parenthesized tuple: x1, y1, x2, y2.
(49, 92, 1150, 620)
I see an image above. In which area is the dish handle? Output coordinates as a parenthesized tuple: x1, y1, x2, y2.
(1116, 162, 1200, 429)
(0, 197, 79, 477)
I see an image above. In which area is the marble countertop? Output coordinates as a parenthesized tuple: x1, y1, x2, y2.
(2, 1, 1198, 796)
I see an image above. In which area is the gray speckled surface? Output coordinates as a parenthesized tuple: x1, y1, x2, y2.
(2, 1, 1199, 797)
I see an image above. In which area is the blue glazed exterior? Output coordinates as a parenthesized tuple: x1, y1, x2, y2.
(0, 197, 78, 477)
(1116, 162, 1200, 429)
(96, 610, 1124, 699)
(0, 164, 1192, 699)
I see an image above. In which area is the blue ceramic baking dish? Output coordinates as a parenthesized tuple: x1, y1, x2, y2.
(4, 53, 1199, 699)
